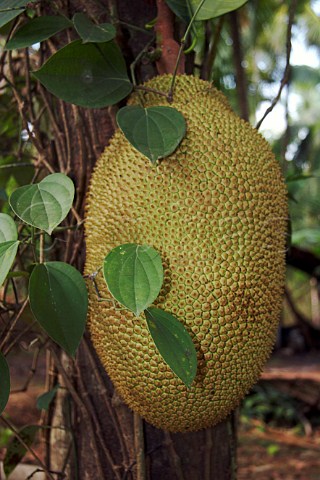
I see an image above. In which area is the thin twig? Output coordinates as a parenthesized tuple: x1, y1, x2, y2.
(0, 417, 56, 480)
(0, 298, 29, 353)
(133, 413, 146, 480)
(256, 0, 298, 129)
(50, 348, 121, 480)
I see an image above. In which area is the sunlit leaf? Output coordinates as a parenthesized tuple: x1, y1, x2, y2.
(9, 173, 75, 235)
(103, 244, 163, 316)
(0, 213, 17, 242)
(166, 0, 248, 21)
(5, 15, 72, 49)
(73, 13, 116, 43)
(29, 262, 88, 357)
(117, 106, 186, 164)
(3, 425, 39, 477)
(0, 0, 27, 29)
(145, 308, 197, 388)
(0, 241, 19, 288)
(33, 40, 132, 108)
(36, 384, 59, 411)
(0, 351, 10, 415)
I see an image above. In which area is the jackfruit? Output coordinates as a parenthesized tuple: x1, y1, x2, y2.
(85, 74, 287, 432)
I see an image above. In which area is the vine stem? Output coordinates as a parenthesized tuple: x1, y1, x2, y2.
(133, 413, 146, 480)
(0, 416, 56, 480)
(39, 231, 44, 264)
(168, 0, 206, 101)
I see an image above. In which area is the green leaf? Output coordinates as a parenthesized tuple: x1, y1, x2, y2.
(166, 0, 248, 21)
(145, 308, 197, 388)
(9, 173, 75, 235)
(73, 13, 116, 43)
(3, 425, 39, 477)
(103, 244, 163, 317)
(36, 384, 59, 411)
(33, 40, 132, 108)
(117, 106, 186, 164)
(0, 0, 28, 29)
(5, 15, 72, 50)
(29, 262, 88, 357)
(0, 241, 19, 288)
(0, 213, 17, 242)
(0, 351, 10, 415)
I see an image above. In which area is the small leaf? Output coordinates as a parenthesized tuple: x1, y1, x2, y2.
(33, 40, 132, 108)
(3, 425, 39, 477)
(0, 351, 10, 415)
(117, 106, 186, 164)
(29, 262, 88, 357)
(73, 13, 116, 43)
(0, 213, 17, 242)
(9, 173, 75, 235)
(166, 0, 248, 21)
(103, 244, 163, 316)
(0, 0, 28, 29)
(36, 384, 59, 411)
(0, 241, 19, 288)
(5, 15, 72, 50)
(145, 308, 197, 388)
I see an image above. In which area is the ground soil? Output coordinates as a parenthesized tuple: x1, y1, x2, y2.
(1, 350, 320, 479)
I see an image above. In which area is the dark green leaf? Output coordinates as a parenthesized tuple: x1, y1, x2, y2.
(29, 262, 88, 357)
(0, 351, 10, 415)
(5, 15, 72, 50)
(103, 244, 163, 316)
(9, 173, 75, 235)
(36, 384, 59, 411)
(73, 13, 116, 43)
(3, 425, 39, 477)
(166, 0, 248, 21)
(0, 213, 17, 242)
(145, 308, 197, 388)
(0, 241, 19, 288)
(0, 0, 27, 29)
(33, 40, 132, 108)
(117, 106, 186, 164)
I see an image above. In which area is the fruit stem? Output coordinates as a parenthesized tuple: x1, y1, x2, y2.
(168, 0, 206, 101)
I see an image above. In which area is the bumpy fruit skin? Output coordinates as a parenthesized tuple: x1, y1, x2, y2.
(85, 75, 287, 432)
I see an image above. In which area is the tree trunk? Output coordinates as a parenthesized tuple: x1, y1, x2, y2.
(41, 1, 236, 478)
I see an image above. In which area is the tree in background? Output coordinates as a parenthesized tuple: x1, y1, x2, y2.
(0, 0, 319, 479)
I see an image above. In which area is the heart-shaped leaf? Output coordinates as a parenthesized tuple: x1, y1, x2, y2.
(3, 425, 39, 477)
(0, 0, 27, 29)
(0, 213, 17, 242)
(73, 13, 116, 43)
(33, 40, 132, 108)
(36, 384, 59, 411)
(0, 351, 10, 415)
(5, 15, 72, 50)
(9, 173, 74, 235)
(145, 308, 197, 388)
(0, 241, 19, 288)
(166, 0, 248, 21)
(103, 244, 163, 317)
(29, 262, 88, 357)
(117, 106, 186, 164)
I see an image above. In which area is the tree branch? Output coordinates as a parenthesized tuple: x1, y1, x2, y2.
(287, 246, 320, 281)
(256, 0, 298, 129)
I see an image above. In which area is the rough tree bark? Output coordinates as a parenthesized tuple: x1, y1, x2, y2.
(38, 1, 236, 478)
